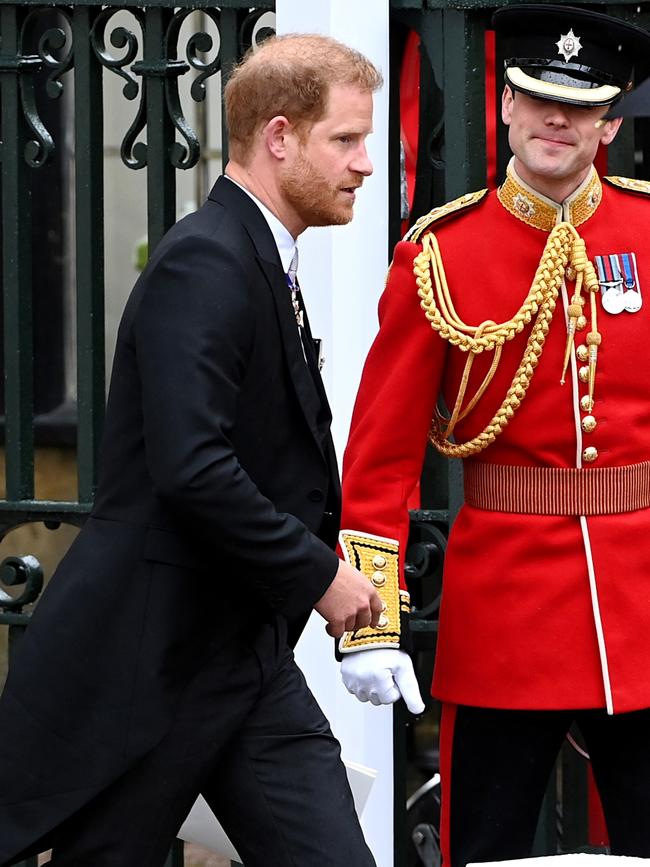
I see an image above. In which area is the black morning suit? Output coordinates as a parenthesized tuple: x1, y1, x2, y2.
(0, 177, 375, 866)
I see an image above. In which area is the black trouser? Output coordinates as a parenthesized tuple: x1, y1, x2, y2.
(16, 623, 374, 867)
(440, 703, 650, 867)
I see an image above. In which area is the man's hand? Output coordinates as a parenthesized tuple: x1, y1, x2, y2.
(314, 559, 383, 638)
(341, 648, 425, 714)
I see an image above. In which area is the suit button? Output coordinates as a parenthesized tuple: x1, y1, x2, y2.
(377, 614, 389, 629)
(583, 446, 598, 463)
(308, 489, 324, 502)
(371, 571, 386, 587)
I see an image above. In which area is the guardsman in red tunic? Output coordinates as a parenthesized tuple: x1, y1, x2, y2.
(337, 5, 650, 865)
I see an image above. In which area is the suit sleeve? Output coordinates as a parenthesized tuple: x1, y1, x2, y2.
(339, 239, 446, 652)
(133, 234, 338, 620)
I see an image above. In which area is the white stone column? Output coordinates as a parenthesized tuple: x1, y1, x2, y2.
(275, 2, 393, 865)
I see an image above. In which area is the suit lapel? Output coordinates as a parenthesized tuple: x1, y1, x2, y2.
(208, 177, 329, 453)
(300, 303, 334, 439)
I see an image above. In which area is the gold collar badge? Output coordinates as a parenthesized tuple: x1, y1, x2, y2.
(498, 162, 602, 231)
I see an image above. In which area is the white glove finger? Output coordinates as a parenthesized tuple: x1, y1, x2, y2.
(343, 677, 370, 702)
(373, 670, 400, 703)
(370, 683, 400, 706)
(393, 660, 426, 715)
(341, 659, 369, 694)
(340, 651, 408, 708)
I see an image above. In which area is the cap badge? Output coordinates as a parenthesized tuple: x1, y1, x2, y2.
(556, 29, 583, 63)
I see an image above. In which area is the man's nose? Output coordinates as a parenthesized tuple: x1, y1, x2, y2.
(351, 143, 373, 176)
(545, 105, 570, 125)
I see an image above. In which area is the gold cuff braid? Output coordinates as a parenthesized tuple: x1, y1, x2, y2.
(338, 531, 410, 653)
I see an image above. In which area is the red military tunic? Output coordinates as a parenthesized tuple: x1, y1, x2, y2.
(340, 163, 650, 714)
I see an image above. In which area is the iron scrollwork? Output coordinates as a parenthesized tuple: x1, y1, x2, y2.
(239, 9, 276, 56)
(185, 12, 222, 104)
(165, 8, 218, 170)
(24, 8, 72, 167)
(0, 509, 88, 623)
(90, 7, 141, 101)
(90, 7, 146, 169)
(0, 554, 43, 612)
(37, 12, 74, 101)
(0, 6, 73, 168)
(164, 7, 275, 171)
(89, 6, 275, 173)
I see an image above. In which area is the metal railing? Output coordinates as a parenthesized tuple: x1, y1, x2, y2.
(1, 4, 272, 865)
(3, 2, 650, 864)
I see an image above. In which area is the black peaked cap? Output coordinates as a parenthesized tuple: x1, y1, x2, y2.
(493, 4, 650, 107)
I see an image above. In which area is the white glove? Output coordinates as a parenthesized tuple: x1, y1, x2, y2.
(341, 648, 426, 714)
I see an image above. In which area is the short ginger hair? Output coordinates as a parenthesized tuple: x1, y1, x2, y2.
(225, 33, 383, 163)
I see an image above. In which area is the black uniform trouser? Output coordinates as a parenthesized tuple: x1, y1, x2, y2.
(12, 622, 374, 867)
(440, 703, 650, 867)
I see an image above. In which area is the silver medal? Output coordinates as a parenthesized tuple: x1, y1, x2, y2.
(624, 289, 643, 313)
(601, 286, 626, 314)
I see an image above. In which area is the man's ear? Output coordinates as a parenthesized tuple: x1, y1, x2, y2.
(502, 85, 514, 126)
(263, 116, 292, 160)
(600, 116, 623, 146)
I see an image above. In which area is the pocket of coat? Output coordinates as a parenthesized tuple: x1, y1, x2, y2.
(142, 526, 204, 570)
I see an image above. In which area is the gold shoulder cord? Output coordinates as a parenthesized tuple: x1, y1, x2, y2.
(415, 222, 600, 458)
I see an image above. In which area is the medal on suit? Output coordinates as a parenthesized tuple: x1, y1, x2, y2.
(291, 288, 304, 328)
(594, 253, 642, 314)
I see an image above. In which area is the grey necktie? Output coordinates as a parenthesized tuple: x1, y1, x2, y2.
(287, 248, 304, 328)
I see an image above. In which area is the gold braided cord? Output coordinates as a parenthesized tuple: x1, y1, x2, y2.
(414, 221, 598, 458)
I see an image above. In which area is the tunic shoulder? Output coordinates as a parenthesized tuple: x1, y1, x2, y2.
(404, 188, 488, 244)
(604, 176, 650, 197)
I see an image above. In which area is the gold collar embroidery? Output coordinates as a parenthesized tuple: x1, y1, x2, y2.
(497, 159, 602, 231)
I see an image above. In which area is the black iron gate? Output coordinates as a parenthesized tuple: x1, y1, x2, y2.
(2, 2, 650, 865)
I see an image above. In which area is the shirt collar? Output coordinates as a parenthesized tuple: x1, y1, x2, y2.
(225, 175, 297, 272)
(497, 157, 602, 231)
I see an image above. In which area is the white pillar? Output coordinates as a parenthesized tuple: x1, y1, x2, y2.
(276, 3, 393, 865)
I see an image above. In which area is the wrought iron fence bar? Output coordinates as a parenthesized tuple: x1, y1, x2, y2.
(441, 7, 488, 200)
(392, 702, 409, 867)
(75, 5, 106, 503)
(422, 0, 646, 7)
(0, 612, 30, 627)
(413, 7, 445, 212)
(219, 7, 245, 168)
(390, 0, 650, 7)
(1, 3, 36, 501)
(144, 5, 177, 252)
(0, 500, 91, 514)
(9, 0, 273, 8)
(7, 856, 37, 867)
